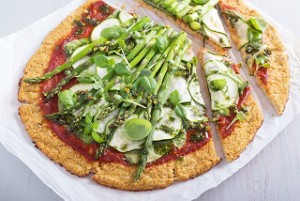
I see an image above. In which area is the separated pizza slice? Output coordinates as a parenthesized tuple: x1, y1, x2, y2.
(218, 0, 290, 115)
(199, 49, 263, 161)
(135, 0, 231, 52)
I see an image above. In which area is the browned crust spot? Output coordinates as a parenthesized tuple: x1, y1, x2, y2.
(18, 0, 220, 190)
(134, 0, 229, 54)
(219, 0, 290, 115)
(199, 48, 264, 161)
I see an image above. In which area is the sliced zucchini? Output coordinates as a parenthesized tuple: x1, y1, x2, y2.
(96, 109, 119, 133)
(202, 8, 231, 48)
(109, 125, 145, 153)
(235, 19, 249, 49)
(153, 107, 182, 141)
(118, 10, 133, 23)
(207, 73, 239, 110)
(204, 60, 228, 76)
(69, 83, 93, 93)
(168, 76, 191, 103)
(203, 50, 225, 63)
(188, 77, 205, 106)
(184, 105, 206, 122)
(90, 18, 120, 41)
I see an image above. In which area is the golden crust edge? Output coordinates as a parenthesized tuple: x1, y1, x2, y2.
(17, 0, 221, 190)
(219, 0, 290, 115)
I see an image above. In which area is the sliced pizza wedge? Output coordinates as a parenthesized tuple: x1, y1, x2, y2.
(218, 0, 290, 115)
(135, 0, 231, 52)
(18, 0, 220, 190)
(199, 49, 263, 161)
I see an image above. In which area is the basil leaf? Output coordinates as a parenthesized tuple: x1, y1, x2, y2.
(85, 112, 93, 125)
(123, 118, 152, 141)
(58, 90, 77, 109)
(101, 26, 125, 40)
(174, 104, 186, 119)
(92, 131, 104, 143)
(236, 111, 246, 121)
(94, 54, 110, 68)
(247, 27, 261, 42)
(193, 0, 209, 5)
(155, 36, 168, 53)
(114, 63, 131, 76)
(135, 76, 157, 94)
(248, 17, 268, 32)
(169, 90, 181, 105)
(140, 69, 151, 76)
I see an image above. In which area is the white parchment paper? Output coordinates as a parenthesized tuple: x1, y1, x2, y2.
(0, 0, 300, 200)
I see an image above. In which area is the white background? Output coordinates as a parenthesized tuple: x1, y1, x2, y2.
(0, 0, 300, 200)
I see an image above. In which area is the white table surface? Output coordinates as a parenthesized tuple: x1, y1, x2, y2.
(0, 0, 300, 200)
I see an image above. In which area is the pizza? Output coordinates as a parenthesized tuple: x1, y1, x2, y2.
(219, 0, 290, 114)
(135, 0, 231, 52)
(18, 0, 220, 190)
(17, 0, 289, 191)
(199, 49, 263, 161)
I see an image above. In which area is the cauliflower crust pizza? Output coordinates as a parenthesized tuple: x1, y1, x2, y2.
(18, 0, 221, 191)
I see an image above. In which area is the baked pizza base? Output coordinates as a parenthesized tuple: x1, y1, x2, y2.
(134, 0, 229, 53)
(198, 49, 264, 161)
(220, 94, 263, 161)
(18, 0, 221, 191)
(219, 0, 290, 115)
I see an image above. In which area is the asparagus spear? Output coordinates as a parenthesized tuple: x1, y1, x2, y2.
(24, 17, 151, 83)
(134, 33, 190, 181)
(94, 31, 180, 159)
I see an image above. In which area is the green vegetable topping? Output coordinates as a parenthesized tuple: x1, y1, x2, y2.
(101, 26, 125, 40)
(169, 90, 181, 105)
(193, 0, 210, 5)
(123, 118, 152, 141)
(155, 36, 168, 53)
(94, 54, 113, 68)
(135, 76, 157, 94)
(58, 90, 77, 109)
(64, 38, 90, 57)
(174, 104, 186, 119)
(209, 79, 227, 91)
(114, 63, 131, 76)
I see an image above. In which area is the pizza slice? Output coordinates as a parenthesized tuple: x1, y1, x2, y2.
(135, 0, 231, 51)
(199, 49, 263, 161)
(218, 0, 290, 115)
(18, 0, 220, 190)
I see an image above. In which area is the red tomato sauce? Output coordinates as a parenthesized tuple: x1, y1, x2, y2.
(39, 1, 210, 167)
(252, 62, 269, 84)
(218, 86, 250, 138)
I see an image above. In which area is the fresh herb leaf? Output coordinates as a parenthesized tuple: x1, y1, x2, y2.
(123, 118, 152, 141)
(114, 63, 131, 76)
(58, 90, 77, 109)
(155, 36, 168, 53)
(174, 104, 186, 119)
(248, 17, 268, 32)
(140, 69, 151, 76)
(85, 112, 93, 125)
(94, 54, 110, 68)
(101, 26, 125, 40)
(247, 27, 262, 42)
(92, 130, 105, 143)
(135, 76, 157, 94)
(169, 90, 181, 105)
